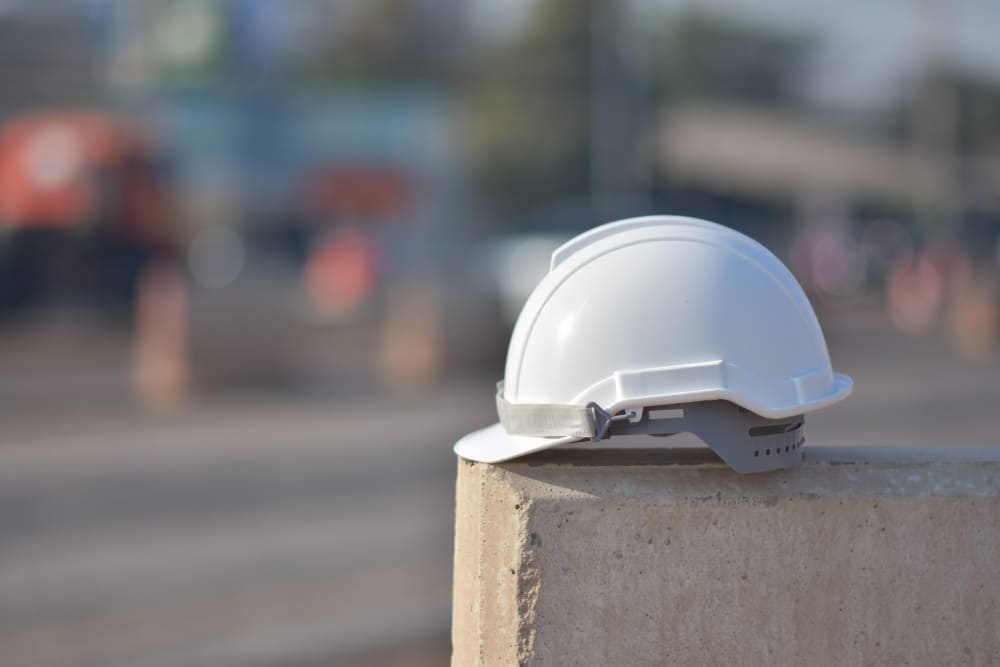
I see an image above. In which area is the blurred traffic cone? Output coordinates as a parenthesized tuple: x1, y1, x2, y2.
(887, 253, 943, 335)
(947, 277, 997, 361)
(133, 260, 190, 410)
(377, 274, 442, 391)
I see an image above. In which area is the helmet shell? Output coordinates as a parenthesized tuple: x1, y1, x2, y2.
(504, 216, 852, 419)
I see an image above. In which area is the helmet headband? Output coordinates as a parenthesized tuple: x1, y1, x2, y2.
(497, 382, 803, 473)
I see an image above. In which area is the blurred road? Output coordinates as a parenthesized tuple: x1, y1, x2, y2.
(813, 307, 1000, 447)
(0, 373, 495, 667)
(0, 306, 998, 667)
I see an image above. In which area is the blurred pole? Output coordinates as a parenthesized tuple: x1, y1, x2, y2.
(588, 0, 644, 202)
(909, 0, 958, 230)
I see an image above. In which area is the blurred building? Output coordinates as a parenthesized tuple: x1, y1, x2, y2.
(656, 103, 1000, 220)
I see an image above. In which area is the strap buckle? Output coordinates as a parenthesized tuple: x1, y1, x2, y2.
(586, 402, 614, 441)
(587, 402, 637, 441)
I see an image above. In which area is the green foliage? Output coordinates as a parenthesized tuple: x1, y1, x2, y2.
(465, 0, 594, 215)
(295, 0, 465, 85)
(650, 10, 810, 103)
(465, 4, 812, 216)
(946, 70, 1000, 154)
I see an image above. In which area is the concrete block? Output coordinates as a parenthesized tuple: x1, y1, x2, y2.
(452, 447, 1000, 666)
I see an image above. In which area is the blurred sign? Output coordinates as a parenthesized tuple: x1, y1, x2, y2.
(302, 165, 417, 220)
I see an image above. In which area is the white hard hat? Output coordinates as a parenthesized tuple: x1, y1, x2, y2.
(454, 216, 853, 473)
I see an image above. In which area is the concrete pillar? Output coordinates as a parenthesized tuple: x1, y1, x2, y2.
(452, 447, 1000, 666)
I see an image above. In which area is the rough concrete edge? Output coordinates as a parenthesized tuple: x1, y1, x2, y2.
(806, 445, 1000, 463)
(512, 470, 539, 667)
(490, 460, 1000, 510)
(509, 445, 1000, 467)
(453, 461, 541, 666)
(482, 462, 540, 665)
(451, 459, 478, 666)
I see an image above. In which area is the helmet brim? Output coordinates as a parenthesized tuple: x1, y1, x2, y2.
(454, 423, 580, 463)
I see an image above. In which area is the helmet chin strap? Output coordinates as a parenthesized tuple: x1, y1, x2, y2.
(496, 382, 805, 473)
(496, 381, 630, 441)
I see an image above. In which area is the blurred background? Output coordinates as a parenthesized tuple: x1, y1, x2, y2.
(1, 0, 999, 665)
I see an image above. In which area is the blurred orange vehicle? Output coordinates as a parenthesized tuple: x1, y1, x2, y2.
(0, 110, 176, 314)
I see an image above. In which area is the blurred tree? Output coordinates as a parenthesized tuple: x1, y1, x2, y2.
(150, 0, 227, 87)
(946, 71, 1000, 251)
(466, 4, 812, 221)
(914, 68, 1000, 155)
(649, 10, 810, 104)
(894, 66, 1000, 235)
(465, 0, 596, 219)
(294, 0, 469, 85)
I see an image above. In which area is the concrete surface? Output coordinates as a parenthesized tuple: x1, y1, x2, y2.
(452, 448, 1000, 666)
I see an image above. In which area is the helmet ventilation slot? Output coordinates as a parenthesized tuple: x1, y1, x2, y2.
(753, 441, 800, 458)
(748, 421, 803, 437)
(751, 420, 804, 458)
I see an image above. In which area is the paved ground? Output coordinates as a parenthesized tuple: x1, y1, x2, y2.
(0, 382, 496, 667)
(0, 306, 997, 667)
(812, 307, 1000, 447)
